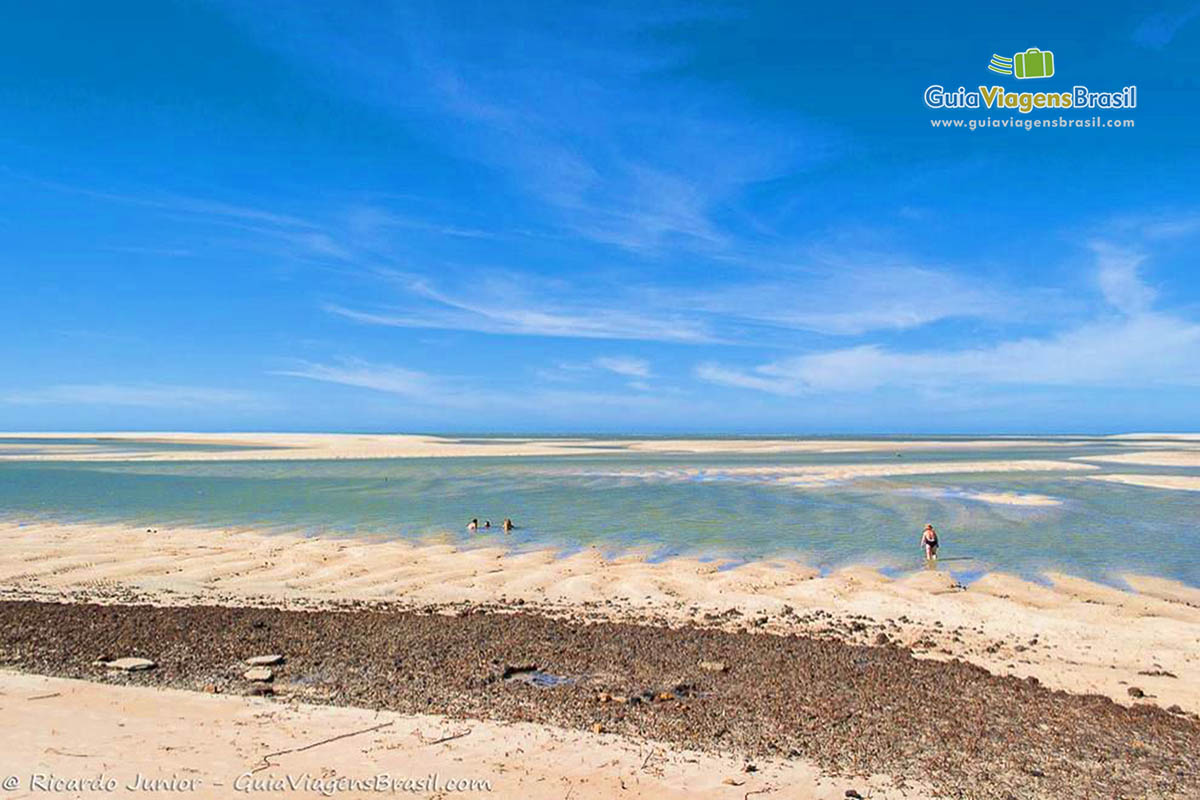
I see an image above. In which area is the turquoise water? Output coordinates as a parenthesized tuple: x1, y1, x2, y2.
(1, 437, 1197, 587)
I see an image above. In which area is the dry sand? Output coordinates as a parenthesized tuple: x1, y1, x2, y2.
(0, 671, 921, 800)
(0, 431, 1102, 462)
(2, 519, 1197, 718)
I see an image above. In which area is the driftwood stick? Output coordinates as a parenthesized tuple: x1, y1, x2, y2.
(252, 721, 394, 773)
(424, 728, 472, 746)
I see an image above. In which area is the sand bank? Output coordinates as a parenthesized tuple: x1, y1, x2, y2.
(0, 431, 1102, 462)
(1087, 473, 1200, 492)
(2, 519, 1197, 716)
(566, 460, 1096, 487)
(898, 488, 1062, 506)
(1, 671, 904, 800)
(1075, 449, 1200, 467)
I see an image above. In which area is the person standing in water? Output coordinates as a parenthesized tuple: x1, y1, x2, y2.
(921, 524, 939, 561)
(467, 518, 478, 532)
(502, 518, 514, 533)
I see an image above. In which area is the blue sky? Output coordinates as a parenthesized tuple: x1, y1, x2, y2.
(3, 0, 1199, 433)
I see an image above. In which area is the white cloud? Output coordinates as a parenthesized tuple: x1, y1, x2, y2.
(685, 260, 1030, 336)
(273, 360, 457, 402)
(326, 270, 719, 344)
(698, 245, 1200, 395)
(274, 358, 676, 420)
(593, 356, 652, 378)
(1093, 242, 1156, 315)
(0, 384, 261, 409)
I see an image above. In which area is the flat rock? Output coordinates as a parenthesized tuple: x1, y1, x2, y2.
(103, 657, 156, 672)
(698, 660, 728, 672)
(244, 654, 284, 666)
(243, 667, 274, 682)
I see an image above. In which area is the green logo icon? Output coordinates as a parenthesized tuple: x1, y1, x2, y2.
(988, 48, 1055, 79)
(988, 54, 1014, 75)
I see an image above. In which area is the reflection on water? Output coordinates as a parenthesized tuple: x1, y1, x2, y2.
(0, 437, 1196, 587)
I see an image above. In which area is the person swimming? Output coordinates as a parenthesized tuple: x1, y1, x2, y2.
(483, 520, 491, 529)
(921, 524, 939, 561)
(467, 518, 478, 532)
(502, 518, 514, 533)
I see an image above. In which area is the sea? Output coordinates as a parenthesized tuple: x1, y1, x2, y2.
(1, 435, 1197, 588)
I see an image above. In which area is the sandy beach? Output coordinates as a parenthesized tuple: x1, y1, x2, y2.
(2, 515, 1198, 798)
(3, 519, 1198, 717)
(3, 669, 903, 800)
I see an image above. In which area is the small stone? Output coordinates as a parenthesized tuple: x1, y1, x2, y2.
(874, 632, 890, 645)
(698, 660, 728, 672)
(591, 723, 604, 734)
(203, 683, 219, 693)
(1127, 686, 1145, 698)
(104, 657, 156, 672)
(722, 778, 744, 786)
(243, 667, 274, 682)
(245, 654, 284, 667)
(656, 691, 675, 702)
(1166, 704, 1183, 714)
(845, 791, 863, 799)
(247, 685, 274, 697)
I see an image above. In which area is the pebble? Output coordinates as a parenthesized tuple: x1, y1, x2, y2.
(698, 660, 728, 672)
(1127, 686, 1145, 698)
(103, 657, 156, 671)
(243, 667, 274, 682)
(245, 654, 284, 666)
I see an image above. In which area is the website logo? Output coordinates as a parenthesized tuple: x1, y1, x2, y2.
(989, 48, 1056, 79)
(925, 45, 1136, 118)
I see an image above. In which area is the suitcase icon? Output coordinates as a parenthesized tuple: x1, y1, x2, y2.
(1013, 48, 1054, 79)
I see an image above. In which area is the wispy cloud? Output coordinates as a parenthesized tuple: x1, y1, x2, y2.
(0, 384, 261, 408)
(273, 359, 459, 403)
(698, 244, 1200, 395)
(1093, 242, 1156, 315)
(593, 356, 652, 378)
(327, 254, 1046, 344)
(682, 258, 1032, 336)
(326, 270, 719, 344)
(274, 357, 673, 419)
(213, 2, 830, 255)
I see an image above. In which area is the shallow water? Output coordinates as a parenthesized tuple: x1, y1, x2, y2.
(1, 436, 1196, 587)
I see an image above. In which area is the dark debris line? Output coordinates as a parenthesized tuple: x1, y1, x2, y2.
(1, 601, 1197, 800)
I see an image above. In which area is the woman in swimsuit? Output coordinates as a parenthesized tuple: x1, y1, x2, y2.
(922, 524, 939, 561)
